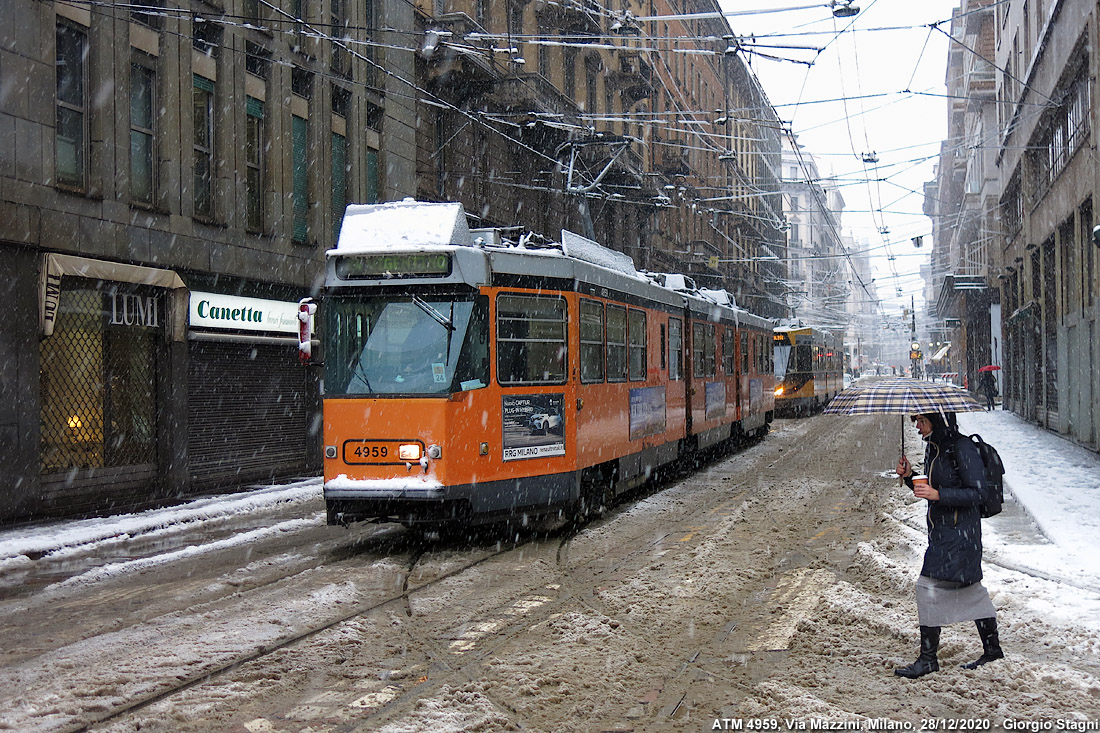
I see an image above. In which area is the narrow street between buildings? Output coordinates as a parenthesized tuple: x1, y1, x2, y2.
(1, 413, 1098, 733)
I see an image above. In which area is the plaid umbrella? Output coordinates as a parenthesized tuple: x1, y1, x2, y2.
(823, 377, 984, 416)
(823, 378, 984, 464)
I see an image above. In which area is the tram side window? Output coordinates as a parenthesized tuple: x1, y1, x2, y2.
(723, 328, 736, 375)
(606, 304, 628, 382)
(580, 299, 604, 383)
(497, 294, 567, 385)
(660, 323, 666, 371)
(692, 322, 715, 378)
(741, 332, 749, 374)
(794, 342, 811, 373)
(668, 317, 682, 380)
(628, 309, 646, 381)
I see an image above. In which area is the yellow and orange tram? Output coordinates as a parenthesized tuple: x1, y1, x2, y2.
(320, 200, 775, 528)
(772, 322, 844, 415)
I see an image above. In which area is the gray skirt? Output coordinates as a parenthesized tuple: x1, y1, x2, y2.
(916, 575, 997, 626)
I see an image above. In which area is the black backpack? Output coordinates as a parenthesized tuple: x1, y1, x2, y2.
(946, 433, 1005, 518)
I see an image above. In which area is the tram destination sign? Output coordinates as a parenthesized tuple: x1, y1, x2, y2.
(189, 292, 302, 334)
(336, 252, 452, 280)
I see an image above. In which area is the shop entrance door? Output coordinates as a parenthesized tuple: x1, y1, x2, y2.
(40, 284, 160, 512)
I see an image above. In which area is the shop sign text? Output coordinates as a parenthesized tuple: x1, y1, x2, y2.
(109, 292, 159, 328)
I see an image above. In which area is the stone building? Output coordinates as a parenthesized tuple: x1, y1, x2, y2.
(780, 136, 850, 327)
(929, 0, 1099, 449)
(1, 0, 418, 519)
(995, 0, 1098, 445)
(413, 0, 788, 317)
(924, 0, 1000, 392)
(1, 0, 791, 521)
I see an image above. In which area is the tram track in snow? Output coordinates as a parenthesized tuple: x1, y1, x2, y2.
(77, 437, 774, 731)
(66, 538, 518, 733)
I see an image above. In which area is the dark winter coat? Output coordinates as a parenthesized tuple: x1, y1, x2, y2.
(905, 426, 988, 584)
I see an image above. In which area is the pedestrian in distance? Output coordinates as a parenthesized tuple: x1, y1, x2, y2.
(978, 371, 998, 411)
(894, 411, 1004, 678)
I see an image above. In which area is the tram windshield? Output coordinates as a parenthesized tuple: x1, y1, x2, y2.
(774, 343, 791, 380)
(326, 294, 489, 395)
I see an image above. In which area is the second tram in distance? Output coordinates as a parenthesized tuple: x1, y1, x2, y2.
(319, 200, 776, 530)
(772, 321, 844, 416)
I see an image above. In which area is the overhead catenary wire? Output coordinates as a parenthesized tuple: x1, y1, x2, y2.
(69, 0, 1012, 327)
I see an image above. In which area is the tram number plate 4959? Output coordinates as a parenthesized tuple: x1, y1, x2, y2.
(343, 440, 405, 464)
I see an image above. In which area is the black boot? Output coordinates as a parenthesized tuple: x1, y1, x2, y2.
(962, 617, 1004, 669)
(895, 626, 940, 678)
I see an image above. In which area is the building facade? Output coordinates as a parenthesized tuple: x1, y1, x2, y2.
(2, 0, 793, 521)
(929, 0, 1099, 450)
(1, 0, 418, 520)
(412, 0, 788, 317)
(780, 137, 853, 328)
(924, 0, 1000, 390)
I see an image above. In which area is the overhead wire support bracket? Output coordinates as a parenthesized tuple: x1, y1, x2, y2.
(558, 136, 634, 195)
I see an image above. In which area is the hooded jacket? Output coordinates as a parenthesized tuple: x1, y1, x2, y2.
(905, 419, 988, 584)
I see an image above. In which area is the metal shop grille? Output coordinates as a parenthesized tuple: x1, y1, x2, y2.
(187, 341, 311, 489)
(40, 286, 158, 473)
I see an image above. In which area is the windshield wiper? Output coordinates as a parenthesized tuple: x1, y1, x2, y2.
(411, 296, 454, 331)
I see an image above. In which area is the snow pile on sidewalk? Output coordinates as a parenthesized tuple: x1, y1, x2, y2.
(0, 478, 322, 575)
(957, 410, 1100, 595)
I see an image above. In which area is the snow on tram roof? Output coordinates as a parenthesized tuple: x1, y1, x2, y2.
(329, 200, 774, 325)
(332, 199, 471, 254)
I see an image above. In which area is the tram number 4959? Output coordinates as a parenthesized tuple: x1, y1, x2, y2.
(343, 441, 404, 464)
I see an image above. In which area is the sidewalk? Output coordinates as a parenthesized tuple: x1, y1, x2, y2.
(956, 408, 1100, 593)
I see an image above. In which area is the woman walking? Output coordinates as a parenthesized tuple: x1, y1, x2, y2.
(894, 412, 1004, 678)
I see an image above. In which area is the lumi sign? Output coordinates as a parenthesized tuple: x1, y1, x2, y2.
(109, 292, 160, 327)
(189, 292, 302, 334)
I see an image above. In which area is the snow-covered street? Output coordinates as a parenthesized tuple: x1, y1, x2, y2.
(0, 410, 1098, 732)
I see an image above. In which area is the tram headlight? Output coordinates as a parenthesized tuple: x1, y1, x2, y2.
(427, 444, 442, 459)
(324, 445, 337, 459)
(398, 444, 422, 461)
(774, 386, 785, 397)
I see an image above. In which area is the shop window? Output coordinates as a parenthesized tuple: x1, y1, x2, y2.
(40, 285, 158, 473)
(580, 299, 604, 383)
(628, 309, 646, 381)
(496, 294, 567, 385)
(606, 304, 627, 382)
(55, 21, 87, 190)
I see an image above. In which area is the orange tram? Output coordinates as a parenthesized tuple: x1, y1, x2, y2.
(320, 200, 776, 529)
